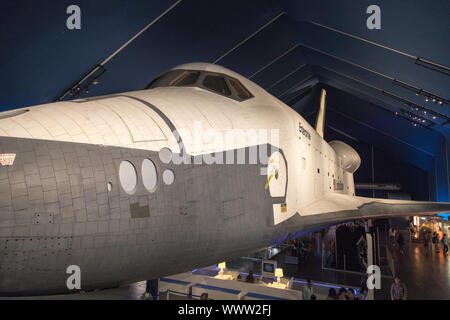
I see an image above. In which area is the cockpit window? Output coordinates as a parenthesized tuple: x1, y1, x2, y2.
(170, 71, 200, 87)
(146, 69, 253, 102)
(147, 70, 200, 89)
(228, 77, 253, 100)
(146, 70, 182, 89)
(202, 74, 231, 96)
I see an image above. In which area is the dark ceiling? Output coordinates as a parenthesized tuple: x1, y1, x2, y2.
(0, 0, 449, 202)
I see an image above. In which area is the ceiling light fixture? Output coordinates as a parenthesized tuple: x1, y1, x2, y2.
(58, 64, 106, 101)
(383, 90, 449, 125)
(415, 57, 450, 76)
(392, 79, 448, 106)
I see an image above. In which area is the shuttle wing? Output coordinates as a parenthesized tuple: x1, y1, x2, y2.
(300, 193, 450, 221)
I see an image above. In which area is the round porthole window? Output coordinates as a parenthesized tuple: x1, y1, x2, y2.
(142, 159, 157, 192)
(119, 161, 137, 194)
(159, 147, 172, 164)
(162, 169, 175, 185)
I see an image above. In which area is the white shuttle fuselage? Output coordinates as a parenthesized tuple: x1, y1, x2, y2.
(0, 63, 448, 296)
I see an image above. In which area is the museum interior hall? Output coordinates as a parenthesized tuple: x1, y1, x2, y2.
(0, 0, 449, 300)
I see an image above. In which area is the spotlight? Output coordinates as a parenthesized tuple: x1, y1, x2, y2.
(439, 101, 443, 105)
(425, 98, 429, 102)
(433, 116, 436, 119)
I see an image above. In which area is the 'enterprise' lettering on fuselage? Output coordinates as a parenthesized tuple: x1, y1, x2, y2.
(299, 123, 311, 140)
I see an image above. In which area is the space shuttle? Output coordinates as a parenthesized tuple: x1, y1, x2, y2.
(0, 63, 449, 296)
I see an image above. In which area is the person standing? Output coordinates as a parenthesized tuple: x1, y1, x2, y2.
(347, 288, 356, 300)
(327, 288, 337, 300)
(302, 279, 314, 300)
(245, 270, 255, 283)
(337, 287, 347, 300)
(390, 276, 407, 300)
(443, 234, 448, 256)
(141, 279, 158, 300)
(434, 232, 441, 253)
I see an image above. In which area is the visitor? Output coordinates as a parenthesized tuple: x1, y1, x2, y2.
(347, 288, 356, 300)
(435, 232, 441, 253)
(245, 270, 255, 283)
(302, 279, 314, 300)
(432, 232, 440, 253)
(200, 293, 208, 300)
(327, 288, 337, 300)
(337, 287, 347, 300)
(443, 234, 448, 256)
(141, 279, 157, 300)
(390, 276, 407, 300)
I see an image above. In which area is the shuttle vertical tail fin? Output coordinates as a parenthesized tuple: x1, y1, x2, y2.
(315, 88, 326, 138)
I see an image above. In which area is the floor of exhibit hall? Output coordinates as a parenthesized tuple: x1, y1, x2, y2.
(378, 242, 450, 300)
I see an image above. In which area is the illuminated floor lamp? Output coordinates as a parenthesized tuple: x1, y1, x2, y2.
(275, 268, 283, 284)
(217, 262, 226, 276)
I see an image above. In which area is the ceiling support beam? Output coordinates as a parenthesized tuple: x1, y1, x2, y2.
(309, 21, 450, 76)
(248, 43, 300, 79)
(297, 43, 449, 105)
(278, 74, 315, 98)
(213, 12, 285, 64)
(265, 63, 306, 90)
(57, 0, 184, 101)
(317, 66, 449, 127)
(327, 107, 435, 157)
